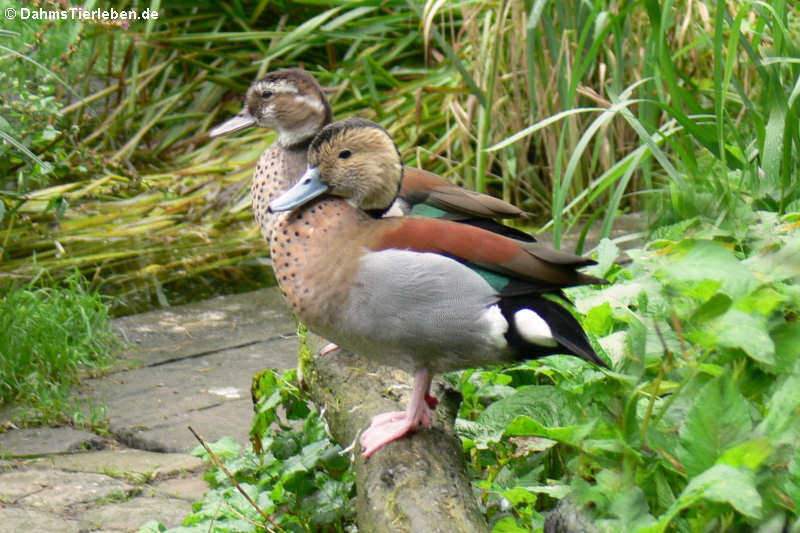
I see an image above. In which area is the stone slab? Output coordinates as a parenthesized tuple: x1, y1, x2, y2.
(0, 470, 136, 513)
(30, 449, 203, 480)
(83, 335, 298, 452)
(111, 288, 297, 368)
(0, 427, 105, 458)
(0, 507, 80, 533)
(151, 475, 208, 502)
(78, 495, 192, 532)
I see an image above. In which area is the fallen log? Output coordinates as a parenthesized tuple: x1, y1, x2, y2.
(302, 333, 489, 533)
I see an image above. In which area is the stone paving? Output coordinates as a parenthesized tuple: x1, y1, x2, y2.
(0, 288, 298, 533)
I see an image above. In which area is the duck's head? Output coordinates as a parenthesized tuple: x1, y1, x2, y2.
(269, 118, 403, 214)
(209, 68, 332, 148)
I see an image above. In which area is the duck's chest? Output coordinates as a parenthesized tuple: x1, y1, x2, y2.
(250, 146, 307, 243)
(269, 199, 367, 330)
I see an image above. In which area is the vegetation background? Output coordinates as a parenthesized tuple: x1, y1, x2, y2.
(1, 0, 799, 531)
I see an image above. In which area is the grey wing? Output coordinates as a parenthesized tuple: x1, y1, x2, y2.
(337, 249, 510, 373)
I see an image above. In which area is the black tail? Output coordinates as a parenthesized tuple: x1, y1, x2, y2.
(499, 292, 608, 369)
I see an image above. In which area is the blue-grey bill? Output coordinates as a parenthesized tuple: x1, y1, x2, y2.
(208, 111, 256, 137)
(269, 167, 329, 212)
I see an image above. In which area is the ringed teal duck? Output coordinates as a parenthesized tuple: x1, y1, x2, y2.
(267, 118, 607, 457)
(209, 68, 532, 244)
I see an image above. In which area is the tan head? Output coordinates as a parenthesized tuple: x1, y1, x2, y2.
(209, 68, 333, 148)
(269, 118, 403, 214)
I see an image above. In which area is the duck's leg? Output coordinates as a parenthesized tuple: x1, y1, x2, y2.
(360, 369, 434, 457)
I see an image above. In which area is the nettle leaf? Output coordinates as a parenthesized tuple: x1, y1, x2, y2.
(477, 385, 581, 431)
(735, 285, 784, 316)
(676, 464, 763, 520)
(690, 293, 731, 324)
(584, 301, 615, 337)
(658, 240, 757, 299)
(757, 370, 800, 443)
(504, 417, 595, 447)
(713, 309, 775, 365)
(771, 321, 800, 373)
(677, 375, 753, 477)
(716, 438, 772, 470)
(593, 238, 619, 278)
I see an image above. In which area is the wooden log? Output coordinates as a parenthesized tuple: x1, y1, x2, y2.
(302, 334, 489, 533)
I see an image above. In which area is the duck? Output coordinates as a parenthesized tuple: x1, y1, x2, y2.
(267, 117, 608, 457)
(208, 68, 533, 245)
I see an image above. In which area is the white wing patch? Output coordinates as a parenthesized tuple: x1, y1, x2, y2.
(514, 308, 558, 347)
(481, 304, 509, 349)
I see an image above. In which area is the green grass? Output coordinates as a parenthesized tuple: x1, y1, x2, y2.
(0, 272, 116, 425)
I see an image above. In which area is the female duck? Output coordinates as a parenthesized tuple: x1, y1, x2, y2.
(269, 118, 607, 457)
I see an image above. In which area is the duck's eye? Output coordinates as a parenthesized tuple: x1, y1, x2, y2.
(261, 90, 273, 99)
(338, 150, 352, 159)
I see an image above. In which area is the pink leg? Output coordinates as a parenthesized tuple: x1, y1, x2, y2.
(320, 342, 340, 355)
(360, 369, 434, 457)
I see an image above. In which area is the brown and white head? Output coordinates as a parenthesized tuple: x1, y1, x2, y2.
(209, 68, 333, 148)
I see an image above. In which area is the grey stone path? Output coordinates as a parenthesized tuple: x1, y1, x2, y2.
(0, 288, 298, 532)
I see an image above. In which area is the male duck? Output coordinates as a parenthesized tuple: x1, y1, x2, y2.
(209, 68, 531, 244)
(268, 118, 607, 457)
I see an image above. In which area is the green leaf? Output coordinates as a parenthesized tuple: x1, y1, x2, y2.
(689, 292, 731, 324)
(477, 385, 581, 431)
(678, 464, 762, 519)
(713, 309, 775, 365)
(677, 375, 752, 477)
(584, 301, 615, 336)
(771, 321, 800, 373)
(594, 238, 619, 277)
(716, 438, 772, 470)
(658, 240, 757, 299)
(644, 465, 763, 532)
(491, 516, 530, 533)
(504, 416, 595, 447)
(758, 370, 800, 443)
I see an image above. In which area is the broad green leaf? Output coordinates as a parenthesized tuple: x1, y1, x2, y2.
(593, 238, 619, 277)
(476, 385, 581, 432)
(584, 301, 615, 336)
(491, 516, 530, 533)
(712, 309, 775, 365)
(678, 465, 762, 518)
(758, 370, 800, 442)
(677, 375, 752, 477)
(504, 416, 595, 447)
(658, 240, 757, 299)
(689, 293, 731, 324)
(716, 438, 772, 470)
(771, 321, 800, 373)
(644, 465, 763, 532)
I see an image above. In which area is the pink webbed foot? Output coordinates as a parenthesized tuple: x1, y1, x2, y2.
(359, 369, 435, 457)
(359, 403, 434, 457)
(320, 342, 340, 355)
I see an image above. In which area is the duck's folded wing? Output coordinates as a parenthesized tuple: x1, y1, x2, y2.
(371, 216, 605, 288)
(339, 248, 509, 371)
(401, 167, 524, 219)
